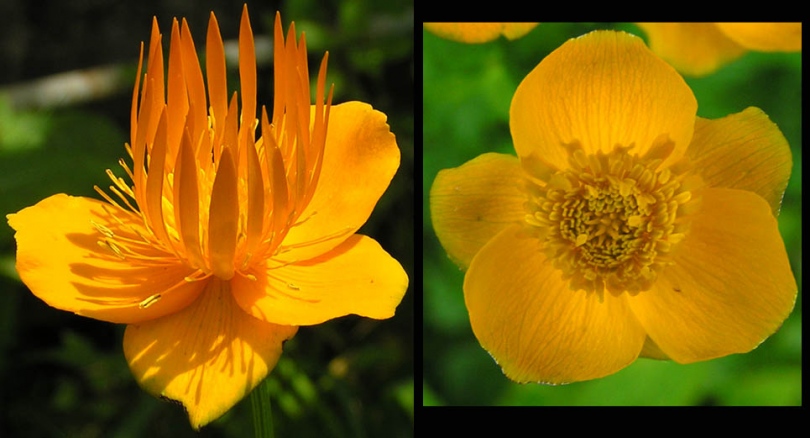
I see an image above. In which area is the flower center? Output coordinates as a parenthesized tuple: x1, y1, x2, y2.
(524, 140, 700, 296)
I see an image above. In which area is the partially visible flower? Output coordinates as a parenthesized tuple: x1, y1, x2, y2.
(424, 22, 538, 43)
(430, 30, 796, 384)
(8, 5, 407, 428)
(637, 22, 801, 76)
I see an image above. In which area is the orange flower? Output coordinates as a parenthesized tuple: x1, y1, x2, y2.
(430, 30, 796, 384)
(7, 5, 407, 428)
(637, 23, 802, 76)
(424, 22, 538, 43)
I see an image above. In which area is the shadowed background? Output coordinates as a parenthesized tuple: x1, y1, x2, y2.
(423, 22, 801, 406)
(0, 0, 413, 436)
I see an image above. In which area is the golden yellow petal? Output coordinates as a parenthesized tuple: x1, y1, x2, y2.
(232, 235, 408, 326)
(430, 153, 526, 268)
(510, 30, 696, 171)
(636, 23, 746, 76)
(627, 188, 797, 364)
(465, 225, 647, 384)
(7, 194, 203, 323)
(280, 102, 400, 262)
(689, 107, 792, 216)
(124, 277, 297, 429)
(715, 23, 802, 52)
(423, 23, 538, 43)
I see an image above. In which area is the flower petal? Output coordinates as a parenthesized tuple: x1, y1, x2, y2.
(636, 23, 746, 76)
(465, 225, 647, 384)
(280, 102, 400, 262)
(688, 107, 792, 216)
(510, 30, 697, 171)
(715, 23, 802, 52)
(627, 188, 797, 364)
(423, 23, 538, 43)
(123, 277, 297, 429)
(430, 153, 526, 268)
(7, 194, 203, 324)
(232, 234, 408, 326)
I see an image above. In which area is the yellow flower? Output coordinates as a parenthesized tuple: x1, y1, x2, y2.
(7, 5, 407, 428)
(424, 23, 538, 43)
(430, 30, 796, 384)
(637, 22, 802, 76)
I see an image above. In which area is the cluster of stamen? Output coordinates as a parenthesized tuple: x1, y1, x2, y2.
(524, 139, 700, 297)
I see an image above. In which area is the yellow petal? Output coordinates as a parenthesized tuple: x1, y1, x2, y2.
(689, 107, 792, 216)
(715, 23, 802, 52)
(465, 225, 647, 384)
(7, 194, 203, 323)
(124, 277, 297, 429)
(430, 153, 526, 268)
(281, 102, 400, 261)
(636, 23, 746, 76)
(232, 235, 408, 326)
(510, 30, 696, 171)
(423, 23, 538, 43)
(627, 188, 797, 364)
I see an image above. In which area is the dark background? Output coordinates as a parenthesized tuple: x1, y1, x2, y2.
(0, 0, 414, 436)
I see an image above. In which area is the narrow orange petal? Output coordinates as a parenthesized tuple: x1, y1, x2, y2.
(238, 4, 257, 141)
(179, 18, 207, 144)
(627, 188, 797, 363)
(7, 194, 203, 323)
(465, 225, 647, 384)
(206, 12, 228, 148)
(430, 152, 526, 268)
(232, 235, 408, 326)
(123, 277, 297, 429)
(208, 147, 239, 280)
(174, 129, 205, 270)
(280, 102, 400, 262)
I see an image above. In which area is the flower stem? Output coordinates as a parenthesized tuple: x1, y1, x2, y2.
(251, 378, 275, 438)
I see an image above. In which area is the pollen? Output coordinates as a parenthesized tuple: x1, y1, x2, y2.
(524, 140, 701, 296)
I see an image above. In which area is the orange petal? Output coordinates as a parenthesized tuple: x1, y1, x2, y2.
(510, 30, 697, 171)
(636, 23, 746, 76)
(430, 153, 526, 268)
(124, 277, 297, 430)
(627, 188, 797, 364)
(423, 23, 538, 43)
(7, 194, 203, 323)
(232, 234, 408, 326)
(464, 225, 647, 384)
(715, 23, 802, 52)
(689, 107, 792, 216)
(280, 102, 400, 261)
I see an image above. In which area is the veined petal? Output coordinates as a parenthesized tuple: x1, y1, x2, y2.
(465, 225, 647, 384)
(636, 23, 746, 77)
(423, 23, 538, 43)
(627, 188, 797, 364)
(279, 102, 400, 262)
(430, 153, 526, 268)
(123, 277, 297, 429)
(232, 235, 408, 326)
(510, 30, 697, 171)
(7, 194, 203, 324)
(715, 23, 801, 52)
(688, 107, 792, 216)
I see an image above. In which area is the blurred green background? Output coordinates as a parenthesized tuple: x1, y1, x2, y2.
(423, 23, 801, 406)
(0, 0, 413, 436)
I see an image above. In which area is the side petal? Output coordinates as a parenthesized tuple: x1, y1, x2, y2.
(124, 277, 297, 430)
(688, 107, 792, 216)
(281, 102, 400, 261)
(430, 153, 526, 268)
(636, 23, 746, 76)
(423, 23, 538, 43)
(232, 235, 408, 326)
(510, 30, 697, 170)
(7, 194, 203, 324)
(627, 188, 797, 364)
(715, 23, 802, 52)
(465, 225, 647, 384)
